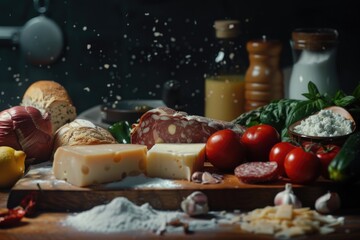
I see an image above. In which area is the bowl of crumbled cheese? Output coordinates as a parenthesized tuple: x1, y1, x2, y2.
(288, 106, 356, 146)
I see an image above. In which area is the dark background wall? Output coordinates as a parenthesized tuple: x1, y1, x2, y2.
(1, 0, 359, 115)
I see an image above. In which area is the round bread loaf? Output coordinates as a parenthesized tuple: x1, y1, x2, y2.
(21, 80, 77, 133)
(53, 119, 116, 152)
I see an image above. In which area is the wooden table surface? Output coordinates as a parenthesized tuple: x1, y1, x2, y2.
(1, 190, 360, 240)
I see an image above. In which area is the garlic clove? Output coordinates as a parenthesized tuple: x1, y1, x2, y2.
(315, 192, 341, 214)
(191, 171, 203, 183)
(274, 183, 302, 208)
(181, 191, 209, 216)
(191, 171, 223, 184)
(202, 172, 221, 184)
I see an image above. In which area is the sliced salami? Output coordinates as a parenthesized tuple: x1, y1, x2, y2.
(234, 162, 279, 184)
(131, 107, 246, 149)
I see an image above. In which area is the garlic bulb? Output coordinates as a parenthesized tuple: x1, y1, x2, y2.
(274, 183, 302, 208)
(181, 191, 209, 216)
(315, 192, 341, 214)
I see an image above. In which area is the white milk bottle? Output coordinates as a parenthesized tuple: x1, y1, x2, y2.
(289, 28, 339, 99)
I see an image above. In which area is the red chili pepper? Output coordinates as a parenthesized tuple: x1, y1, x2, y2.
(20, 191, 38, 217)
(0, 191, 38, 227)
(0, 207, 26, 228)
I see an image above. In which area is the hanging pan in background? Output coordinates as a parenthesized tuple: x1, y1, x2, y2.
(19, 0, 64, 65)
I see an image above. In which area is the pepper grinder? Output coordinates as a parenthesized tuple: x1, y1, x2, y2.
(244, 39, 284, 111)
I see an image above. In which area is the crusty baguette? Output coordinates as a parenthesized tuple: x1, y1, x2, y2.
(21, 80, 77, 133)
(53, 119, 116, 153)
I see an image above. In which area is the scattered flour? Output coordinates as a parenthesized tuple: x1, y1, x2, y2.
(64, 197, 181, 234)
(64, 197, 222, 234)
(294, 109, 353, 137)
(104, 174, 181, 189)
(19, 164, 181, 189)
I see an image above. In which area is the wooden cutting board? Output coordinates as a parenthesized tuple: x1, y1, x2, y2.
(7, 162, 358, 212)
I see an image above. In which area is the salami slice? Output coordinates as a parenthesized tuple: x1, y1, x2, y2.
(234, 162, 279, 184)
(131, 107, 246, 149)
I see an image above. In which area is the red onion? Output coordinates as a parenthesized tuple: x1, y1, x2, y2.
(0, 106, 53, 164)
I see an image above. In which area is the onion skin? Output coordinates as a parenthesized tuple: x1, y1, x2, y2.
(0, 106, 53, 164)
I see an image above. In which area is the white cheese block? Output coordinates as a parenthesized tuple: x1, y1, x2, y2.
(146, 143, 206, 180)
(53, 144, 147, 187)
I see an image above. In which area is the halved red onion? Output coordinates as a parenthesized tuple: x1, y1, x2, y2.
(0, 106, 53, 164)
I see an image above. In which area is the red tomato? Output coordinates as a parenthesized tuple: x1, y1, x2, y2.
(269, 142, 296, 177)
(301, 141, 321, 153)
(284, 147, 321, 184)
(316, 144, 341, 179)
(241, 124, 280, 162)
(206, 129, 246, 171)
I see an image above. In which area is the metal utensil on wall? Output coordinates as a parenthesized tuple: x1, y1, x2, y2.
(0, 0, 63, 65)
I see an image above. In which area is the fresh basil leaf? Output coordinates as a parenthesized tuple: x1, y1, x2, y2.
(285, 100, 309, 127)
(259, 99, 299, 133)
(334, 96, 356, 107)
(302, 93, 314, 100)
(281, 127, 291, 140)
(323, 93, 334, 105)
(334, 90, 347, 101)
(285, 99, 326, 127)
(302, 81, 323, 100)
(233, 107, 262, 126)
(314, 98, 328, 110)
(308, 81, 320, 97)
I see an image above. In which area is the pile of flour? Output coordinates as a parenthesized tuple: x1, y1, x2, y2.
(64, 197, 181, 234)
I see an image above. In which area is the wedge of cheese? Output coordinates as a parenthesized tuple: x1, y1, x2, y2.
(53, 144, 147, 187)
(146, 143, 206, 180)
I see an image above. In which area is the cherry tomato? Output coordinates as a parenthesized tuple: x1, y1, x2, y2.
(269, 142, 296, 177)
(316, 144, 341, 179)
(206, 129, 246, 171)
(284, 147, 321, 184)
(241, 124, 280, 162)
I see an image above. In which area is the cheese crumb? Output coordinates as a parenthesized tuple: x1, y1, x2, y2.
(294, 110, 353, 137)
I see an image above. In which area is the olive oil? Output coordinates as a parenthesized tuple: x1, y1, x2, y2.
(204, 20, 246, 121)
(205, 75, 245, 121)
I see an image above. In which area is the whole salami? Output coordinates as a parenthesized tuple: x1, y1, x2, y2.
(234, 162, 279, 184)
(131, 107, 246, 149)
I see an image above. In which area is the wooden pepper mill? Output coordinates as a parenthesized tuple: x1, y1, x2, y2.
(244, 39, 284, 111)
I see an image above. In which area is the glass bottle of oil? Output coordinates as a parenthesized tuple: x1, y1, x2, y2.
(204, 20, 246, 121)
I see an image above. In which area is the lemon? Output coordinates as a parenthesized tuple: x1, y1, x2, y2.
(0, 146, 26, 188)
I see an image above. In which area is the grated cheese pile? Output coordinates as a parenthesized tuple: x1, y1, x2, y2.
(239, 204, 344, 239)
